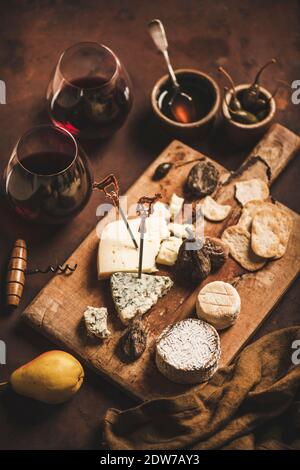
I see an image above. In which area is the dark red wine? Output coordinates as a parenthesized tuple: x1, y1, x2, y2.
(6, 151, 93, 224)
(20, 151, 74, 175)
(158, 74, 216, 123)
(49, 75, 132, 139)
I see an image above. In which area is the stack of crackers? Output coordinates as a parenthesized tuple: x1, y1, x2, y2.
(221, 178, 293, 272)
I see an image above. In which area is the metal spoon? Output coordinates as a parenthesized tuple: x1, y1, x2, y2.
(148, 19, 196, 123)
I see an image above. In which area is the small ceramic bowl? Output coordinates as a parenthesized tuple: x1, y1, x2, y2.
(151, 68, 220, 139)
(222, 83, 276, 146)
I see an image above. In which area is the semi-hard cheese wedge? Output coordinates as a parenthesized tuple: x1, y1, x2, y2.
(110, 272, 173, 324)
(196, 281, 240, 330)
(156, 318, 220, 384)
(98, 216, 170, 279)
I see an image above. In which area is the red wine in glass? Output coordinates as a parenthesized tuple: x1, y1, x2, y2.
(47, 42, 133, 140)
(4, 126, 93, 224)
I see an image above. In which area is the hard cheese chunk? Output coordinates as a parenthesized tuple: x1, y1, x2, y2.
(98, 216, 170, 279)
(111, 272, 173, 324)
(168, 223, 195, 239)
(169, 193, 184, 220)
(156, 237, 182, 266)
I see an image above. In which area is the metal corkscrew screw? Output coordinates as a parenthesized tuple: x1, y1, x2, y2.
(6, 239, 77, 308)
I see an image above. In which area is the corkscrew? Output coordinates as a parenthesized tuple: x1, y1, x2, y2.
(6, 239, 77, 307)
(93, 174, 138, 249)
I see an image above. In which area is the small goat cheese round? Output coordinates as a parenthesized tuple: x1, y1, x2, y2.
(196, 281, 240, 330)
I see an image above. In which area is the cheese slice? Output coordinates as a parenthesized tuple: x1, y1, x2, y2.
(98, 216, 170, 279)
(111, 272, 173, 324)
(169, 193, 184, 220)
(156, 318, 220, 384)
(156, 237, 182, 266)
(196, 281, 240, 330)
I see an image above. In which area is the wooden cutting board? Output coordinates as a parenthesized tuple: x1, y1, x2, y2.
(23, 123, 300, 401)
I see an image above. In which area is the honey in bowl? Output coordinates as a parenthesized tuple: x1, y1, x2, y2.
(157, 72, 217, 124)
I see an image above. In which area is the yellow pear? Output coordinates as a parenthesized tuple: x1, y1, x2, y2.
(10, 350, 84, 404)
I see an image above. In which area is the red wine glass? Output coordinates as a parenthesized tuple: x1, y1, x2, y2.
(3, 125, 93, 224)
(46, 42, 133, 140)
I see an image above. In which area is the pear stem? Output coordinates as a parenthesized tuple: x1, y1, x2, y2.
(0, 381, 9, 391)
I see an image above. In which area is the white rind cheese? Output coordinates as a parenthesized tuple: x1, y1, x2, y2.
(169, 193, 184, 220)
(196, 281, 240, 330)
(156, 318, 220, 384)
(98, 217, 170, 279)
(84, 306, 111, 339)
(156, 237, 182, 266)
(111, 272, 173, 324)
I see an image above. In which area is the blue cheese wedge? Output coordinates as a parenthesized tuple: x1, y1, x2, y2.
(156, 318, 220, 384)
(110, 273, 173, 324)
(84, 306, 111, 339)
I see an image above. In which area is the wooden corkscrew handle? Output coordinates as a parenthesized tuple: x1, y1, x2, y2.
(6, 239, 27, 307)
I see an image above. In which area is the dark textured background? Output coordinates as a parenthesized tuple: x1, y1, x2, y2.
(0, 0, 299, 450)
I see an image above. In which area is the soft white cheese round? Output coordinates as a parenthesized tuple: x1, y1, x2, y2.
(156, 318, 220, 384)
(196, 281, 240, 330)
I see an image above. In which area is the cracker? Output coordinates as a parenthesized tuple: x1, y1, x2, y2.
(202, 196, 231, 222)
(251, 206, 293, 259)
(235, 178, 269, 206)
(221, 225, 266, 271)
(238, 200, 274, 231)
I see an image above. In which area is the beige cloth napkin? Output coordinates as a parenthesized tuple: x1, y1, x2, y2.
(103, 327, 300, 450)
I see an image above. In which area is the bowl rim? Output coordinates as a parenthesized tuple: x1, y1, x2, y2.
(151, 68, 221, 128)
(222, 83, 276, 129)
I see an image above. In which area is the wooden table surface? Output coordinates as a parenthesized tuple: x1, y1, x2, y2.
(0, 0, 299, 450)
